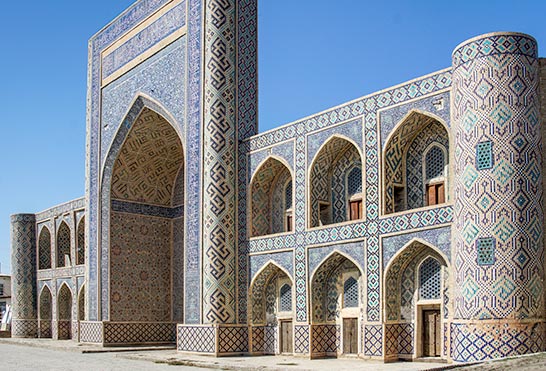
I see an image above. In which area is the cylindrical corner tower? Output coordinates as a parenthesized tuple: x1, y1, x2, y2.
(10, 214, 37, 338)
(451, 32, 544, 362)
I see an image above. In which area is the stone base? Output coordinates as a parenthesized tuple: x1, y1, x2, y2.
(451, 320, 546, 362)
(79, 321, 176, 346)
(11, 319, 37, 338)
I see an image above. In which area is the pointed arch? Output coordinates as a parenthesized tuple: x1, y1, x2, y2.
(57, 283, 73, 340)
(309, 135, 363, 228)
(249, 156, 294, 237)
(76, 217, 85, 266)
(56, 222, 71, 268)
(382, 109, 450, 214)
(38, 285, 53, 338)
(101, 98, 184, 323)
(38, 226, 52, 270)
(249, 261, 294, 325)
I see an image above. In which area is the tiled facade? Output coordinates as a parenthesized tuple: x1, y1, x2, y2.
(9, 0, 546, 364)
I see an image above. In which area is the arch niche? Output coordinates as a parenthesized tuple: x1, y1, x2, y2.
(57, 284, 73, 340)
(38, 286, 53, 338)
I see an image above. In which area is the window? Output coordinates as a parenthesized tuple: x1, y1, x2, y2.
(284, 181, 293, 232)
(347, 167, 363, 221)
(279, 284, 292, 312)
(426, 183, 445, 206)
(476, 141, 493, 170)
(424, 146, 446, 206)
(477, 238, 495, 266)
(0, 284, 3, 296)
(343, 277, 358, 308)
(419, 258, 441, 300)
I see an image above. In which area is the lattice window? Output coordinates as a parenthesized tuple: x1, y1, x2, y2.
(78, 290, 85, 321)
(57, 222, 71, 268)
(347, 167, 362, 196)
(77, 218, 85, 265)
(58, 285, 72, 320)
(476, 141, 493, 170)
(343, 277, 358, 308)
(285, 180, 293, 210)
(279, 284, 292, 312)
(419, 258, 441, 300)
(38, 227, 52, 270)
(425, 146, 445, 180)
(477, 238, 495, 265)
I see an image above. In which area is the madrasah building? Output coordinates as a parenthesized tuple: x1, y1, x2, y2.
(9, 0, 546, 363)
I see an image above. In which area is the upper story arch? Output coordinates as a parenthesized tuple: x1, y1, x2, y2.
(249, 155, 294, 237)
(309, 135, 363, 228)
(383, 110, 450, 215)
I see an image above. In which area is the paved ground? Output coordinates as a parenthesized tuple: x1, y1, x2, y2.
(0, 343, 212, 371)
(456, 352, 546, 371)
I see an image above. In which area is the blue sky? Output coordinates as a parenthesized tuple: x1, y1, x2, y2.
(1, 0, 546, 273)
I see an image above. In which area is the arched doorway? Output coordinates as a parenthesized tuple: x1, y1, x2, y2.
(249, 262, 294, 355)
(383, 111, 450, 214)
(309, 136, 363, 228)
(38, 286, 52, 338)
(38, 227, 51, 270)
(384, 240, 449, 361)
(108, 107, 184, 324)
(57, 222, 71, 268)
(310, 252, 363, 358)
(57, 284, 72, 340)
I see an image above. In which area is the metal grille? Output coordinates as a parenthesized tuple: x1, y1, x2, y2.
(285, 180, 292, 210)
(419, 257, 441, 300)
(77, 218, 85, 265)
(477, 238, 495, 265)
(38, 227, 51, 270)
(279, 284, 292, 312)
(347, 167, 362, 196)
(425, 146, 445, 180)
(343, 277, 358, 308)
(57, 222, 71, 268)
(476, 141, 493, 170)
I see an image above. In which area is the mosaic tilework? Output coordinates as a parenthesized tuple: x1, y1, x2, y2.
(110, 212, 171, 322)
(452, 33, 544, 321)
(310, 324, 339, 356)
(294, 325, 310, 354)
(363, 324, 383, 356)
(406, 121, 449, 210)
(451, 322, 545, 362)
(76, 218, 85, 266)
(308, 242, 365, 279)
(79, 321, 103, 343)
(56, 222, 71, 268)
(10, 214, 37, 337)
(250, 157, 292, 236)
(201, 0, 238, 324)
(249, 252, 293, 284)
(177, 325, 216, 353)
(250, 325, 277, 354)
(382, 226, 451, 268)
(35, 198, 85, 222)
(38, 286, 52, 338)
(101, 1, 186, 79)
(250, 262, 289, 324)
(103, 322, 176, 344)
(218, 326, 249, 353)
(38, 226, 52, 270)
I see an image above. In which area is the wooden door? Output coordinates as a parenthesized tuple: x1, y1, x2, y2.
(422, 310, 441, 357)
(280, 320, 293, 353)
(349, 200, 362, 220)
(343, 318, 358, 354)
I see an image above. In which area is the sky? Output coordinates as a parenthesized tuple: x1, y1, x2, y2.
(1, 0, 546, 273)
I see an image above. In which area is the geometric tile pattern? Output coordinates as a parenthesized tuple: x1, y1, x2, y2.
(451, 321, 545, 362)
(218, 326, 249, 353)
(202, 0, 237, 324)
(363, 324, 383, 356)
(310, 324, 339, 356)
(177, 325, 216, 353)
(57, 284, 72, 340)
(452, 33, 544, 321)
(39, 286, 53, 338)
(103, 322, 176, 344)
(38, 227, 52, 270)
(10, 214, 37, 337)
(294, 325, 310, 354)
(56, 222, 71, 268)
(419, 257, 441, 300)
(476, 141, 493, 170)
(476, 237, 495, 266)
(79, 321, 103, 344)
